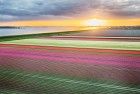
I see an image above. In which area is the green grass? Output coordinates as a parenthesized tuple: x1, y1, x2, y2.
(0, 38, 140, 51)
(0, 30, 83, 42)
(0, 68, 140, 94)
(0, 89, 26, 94)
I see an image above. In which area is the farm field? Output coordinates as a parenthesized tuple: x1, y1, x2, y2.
(0, 29, 140, 94)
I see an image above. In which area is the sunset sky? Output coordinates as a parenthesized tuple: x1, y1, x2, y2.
(0, 0, 140, 26)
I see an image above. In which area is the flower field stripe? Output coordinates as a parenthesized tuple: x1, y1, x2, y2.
(0, 49, 140, 68)
(0, 39, 140, 50)
(0, 44, 140, 55)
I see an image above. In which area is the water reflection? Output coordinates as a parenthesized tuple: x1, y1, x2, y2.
(0, 26, 140, 37)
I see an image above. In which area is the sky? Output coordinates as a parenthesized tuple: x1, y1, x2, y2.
(0, 0, 140, 26)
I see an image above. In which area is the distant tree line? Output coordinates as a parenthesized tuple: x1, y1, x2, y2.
(0, 26, 23, 29)
(0, 26, 140, 30)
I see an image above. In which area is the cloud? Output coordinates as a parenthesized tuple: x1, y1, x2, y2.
(0, 0, 139, 21)
(100, 0, 140, 18)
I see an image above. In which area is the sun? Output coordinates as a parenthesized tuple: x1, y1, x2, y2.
(84, 19, 106, 26)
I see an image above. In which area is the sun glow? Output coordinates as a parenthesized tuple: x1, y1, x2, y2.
(84, 19, 106, 26)
(1, 19, 140, 27)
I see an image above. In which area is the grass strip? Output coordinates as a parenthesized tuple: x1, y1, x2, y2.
(0, 68, 140, 94)
(0, 30, 83, 42)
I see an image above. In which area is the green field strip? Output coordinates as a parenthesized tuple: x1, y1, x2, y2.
(0, 38, 140, 51)
(0, 89, 26, 94)
(0, 30, 84, 42)
(0, 68, 140, 94)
